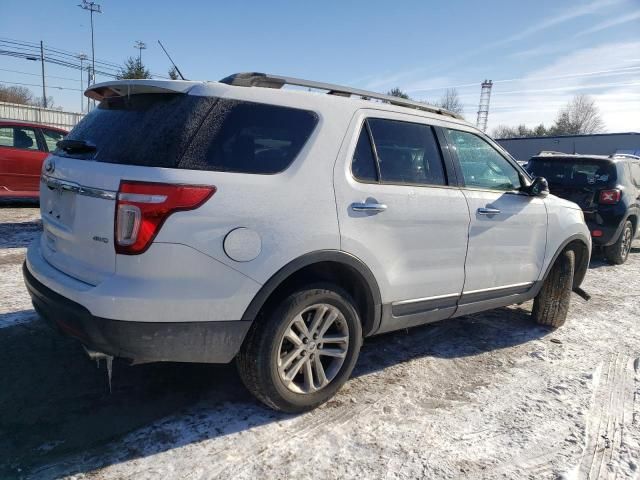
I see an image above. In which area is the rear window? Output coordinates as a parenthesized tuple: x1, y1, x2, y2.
(58, 94, 318, 174)
(528, 158, 616, 186)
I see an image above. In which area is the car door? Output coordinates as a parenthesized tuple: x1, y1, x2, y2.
(444, 127, 547, 311)
(334, 112, 470, 333)
(0, 125, 46, 195)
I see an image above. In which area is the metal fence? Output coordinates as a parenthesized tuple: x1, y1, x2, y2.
(0, 101, 85, 131)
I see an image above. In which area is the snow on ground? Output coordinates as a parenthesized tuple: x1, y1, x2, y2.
(0, 206, 41, 329)
(0, 205, 638, 480)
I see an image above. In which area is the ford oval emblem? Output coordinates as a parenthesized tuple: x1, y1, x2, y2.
(44, 158, 55, 174)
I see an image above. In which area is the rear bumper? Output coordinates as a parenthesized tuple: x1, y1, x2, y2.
(584, 205, 628, 246)
(23, 262, 252, 364)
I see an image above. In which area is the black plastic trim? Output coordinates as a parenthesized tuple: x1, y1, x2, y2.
(434, 126, 460, 186)
(377, 304, 456, 334)
(391, 294, 459, 317)
(459, 283, 534, 305)
(23, 263, 250, 364)
(541, 233, 591, 288)
(241, 250, 382, 335)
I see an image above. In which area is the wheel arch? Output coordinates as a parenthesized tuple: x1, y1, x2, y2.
(241, 250, 382, 336)
(542, 234, 591, 289)
(626, 212, 638, 237)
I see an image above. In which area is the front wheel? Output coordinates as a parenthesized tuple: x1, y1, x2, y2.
(604, 220, 633, 265)
(532, 249, 575, 328)
(236, 285, 362, 412)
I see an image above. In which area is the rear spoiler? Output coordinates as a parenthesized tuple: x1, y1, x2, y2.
(85, 80, 203, 101)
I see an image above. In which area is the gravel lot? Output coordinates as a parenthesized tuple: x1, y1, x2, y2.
(1, 205, 638, 480)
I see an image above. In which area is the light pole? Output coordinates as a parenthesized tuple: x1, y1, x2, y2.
(78, 53, 88, 112)
(78, 0, 102, 85)
(134, 40, 146, 63)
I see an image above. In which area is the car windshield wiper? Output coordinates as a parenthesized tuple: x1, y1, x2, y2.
(56, 139, 96, 153)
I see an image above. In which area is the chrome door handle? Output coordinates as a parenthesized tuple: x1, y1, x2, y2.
(351, 202, 387, 212)
(477, 207, 501, 215)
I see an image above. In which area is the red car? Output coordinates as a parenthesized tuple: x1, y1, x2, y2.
(0, 121, 68, 198)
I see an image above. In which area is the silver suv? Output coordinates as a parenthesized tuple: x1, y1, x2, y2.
(24, 73, 591, 412)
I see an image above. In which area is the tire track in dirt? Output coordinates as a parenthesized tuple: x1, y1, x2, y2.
(579, 354, 636, 479)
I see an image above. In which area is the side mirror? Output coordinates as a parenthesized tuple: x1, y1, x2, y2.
(526, 176, 550, 197)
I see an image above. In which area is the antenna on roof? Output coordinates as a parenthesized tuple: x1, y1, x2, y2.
(157, 40, 186, 80)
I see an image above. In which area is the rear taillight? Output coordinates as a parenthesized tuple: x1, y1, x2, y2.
(115, 181, 216, 255)
(599, 189, 621, 205)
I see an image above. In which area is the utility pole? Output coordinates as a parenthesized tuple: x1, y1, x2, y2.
(78, 0, 102, 85)
(78, 53, 88, 112)
(40, 41, 47, 108)
(134, 40, 146, 63)
(86, 65, 91, 112)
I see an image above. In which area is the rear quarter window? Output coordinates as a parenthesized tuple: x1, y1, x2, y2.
(182, 100, 318, 174)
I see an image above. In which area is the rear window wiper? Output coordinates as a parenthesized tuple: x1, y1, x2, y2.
(56, 139, 96, 154)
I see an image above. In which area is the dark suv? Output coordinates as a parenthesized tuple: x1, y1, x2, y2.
(527, 152, 640, 264)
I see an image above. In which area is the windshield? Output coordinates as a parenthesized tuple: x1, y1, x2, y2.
(527, 158, 616, 187)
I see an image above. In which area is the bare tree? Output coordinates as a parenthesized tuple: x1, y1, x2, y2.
(33, 96, 56, 109)
(551, 94, 605, 135)
(492, 125, 519, 139)
(0, 85, 33, 104)
(437, 88, 463, 115)
(387, 87, 410, 99)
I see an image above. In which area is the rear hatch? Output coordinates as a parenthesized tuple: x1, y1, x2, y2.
(39, 80, 319, 285)
(527, 157, 617, 210)
(39, 83, 215, 285)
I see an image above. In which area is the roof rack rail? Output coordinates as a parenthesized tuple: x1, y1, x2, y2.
(537, 150, 570, 156)
(611, 153, 640, 160)
(219, 72, 464, 120)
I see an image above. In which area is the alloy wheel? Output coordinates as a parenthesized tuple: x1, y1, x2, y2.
(621, 225, 632, 259)
(277, 303, 349, 394)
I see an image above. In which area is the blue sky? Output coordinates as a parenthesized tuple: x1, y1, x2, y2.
(1, 0, 639, 132)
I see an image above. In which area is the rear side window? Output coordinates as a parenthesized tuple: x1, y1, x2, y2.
(59, 94, 317, 174)
(0, 126, 39, 150)
(183, 100, 318, 174)
(357, 118, 446, 186)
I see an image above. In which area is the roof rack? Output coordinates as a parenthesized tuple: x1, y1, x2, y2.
(537, 151, 571, 156)
(611, 153, 640, 161)
(219, 72, 464, 120)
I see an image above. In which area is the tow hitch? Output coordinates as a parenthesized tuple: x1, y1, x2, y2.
(573, 287, 591, 301)
(84, 347, 114, 392)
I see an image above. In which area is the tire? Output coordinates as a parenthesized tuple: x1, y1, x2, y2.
(604, 220, 633, 265)
(532, 249, 575, 328)
(236, 284, 362, 413)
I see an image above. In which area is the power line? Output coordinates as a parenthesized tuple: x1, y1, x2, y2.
(0, 79, 84, 92)
(407, 66, 640, 94)
(0, 37, 170, 79)
(0, 67, 80, 82)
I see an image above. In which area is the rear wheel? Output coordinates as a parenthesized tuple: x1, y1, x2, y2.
(604, 220, 633, 265)
(532, 249, 575, 328)
(236, 284, 362, 412)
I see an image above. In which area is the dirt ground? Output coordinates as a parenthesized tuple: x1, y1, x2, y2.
(1, 205, 638, 480)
